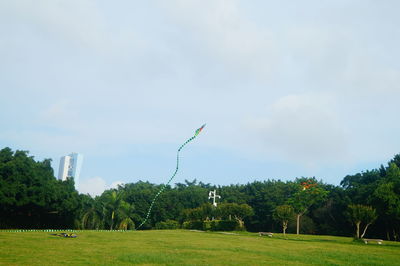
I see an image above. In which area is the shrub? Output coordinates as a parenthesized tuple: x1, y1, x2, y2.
(203, 220, 239, 231)
(155, 220, 180, 230)
(182, 221, 204, 230)
(183, 220, 240, 231)
(182, 221, 190, 229)
(216, 220, 240, 231)
(203, 220, 212, 231)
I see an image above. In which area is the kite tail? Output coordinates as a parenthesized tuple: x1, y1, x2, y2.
(135, 126, 204, 230)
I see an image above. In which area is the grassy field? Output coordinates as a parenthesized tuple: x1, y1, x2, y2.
(1, 230, 399, 265)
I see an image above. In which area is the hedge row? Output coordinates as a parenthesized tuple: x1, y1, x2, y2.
(182, 220, 242, 231)
(155, 220, 180, 229)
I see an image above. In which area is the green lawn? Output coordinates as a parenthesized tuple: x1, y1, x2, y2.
(1, 230, 399, 265)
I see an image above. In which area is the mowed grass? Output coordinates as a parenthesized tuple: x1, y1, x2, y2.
(1, 230, 400, 265)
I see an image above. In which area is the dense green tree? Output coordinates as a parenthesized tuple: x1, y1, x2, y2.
(340, 157, 400, 240)
(288, 178, 328, 235)
(119, 180, 210, 228)
(219, 184, 248, 204)
(217, 203, 254, 228)
(311, 185, 351, 236)
(80, 196, 105, 229)
(182, 203, 214, 221)
(98, 190, 134, 230)
(347, 204, 377, 239)
(370, 163, 400, 240)
(243, 180, 291, 232)
(2, 146, 400, 241)
(273, 205, 294, 237)
(341, 170, 381, 204)
(0, 148, 80, 228)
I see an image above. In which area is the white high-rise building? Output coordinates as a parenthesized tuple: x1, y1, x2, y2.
(58, 156, 71, 181)
(58, 153, 83, 186)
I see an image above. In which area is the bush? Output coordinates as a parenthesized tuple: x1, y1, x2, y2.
(182, 221, 204, 230)
(203, 220, 239, 231)
(182, 221, 190, 229)
(203, 220, 212, 231)
(182, 220, 240, 231)
(217, 220, 240, 231)
(155, 220, 180, 230)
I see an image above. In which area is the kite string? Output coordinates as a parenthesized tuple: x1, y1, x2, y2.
(135, 135, 196, 230)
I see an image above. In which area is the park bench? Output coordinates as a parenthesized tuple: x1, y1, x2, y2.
(362, 238, 383, 244)
(259, 232, 273, 237)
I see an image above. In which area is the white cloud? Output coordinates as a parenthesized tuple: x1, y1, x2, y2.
(160, 0, 278, 80)
(78, 177, 106, 197)
(1, 0, 400, 185)
(78, 177, 124, 197)
(247, 94, 349, 167)
(109, 181, 124, 190)
(2, 0, 110, 51)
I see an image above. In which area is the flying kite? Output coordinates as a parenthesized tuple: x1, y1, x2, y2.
(301, 180, 317, 190)
(195, 124, 206, 136)
(136, 124, 206, 230)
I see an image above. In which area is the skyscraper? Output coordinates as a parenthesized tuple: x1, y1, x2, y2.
(58, 153, 83, 186)
(58, 155, 71, 181)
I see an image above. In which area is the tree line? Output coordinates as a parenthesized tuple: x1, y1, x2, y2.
(0, 147, 399, 240)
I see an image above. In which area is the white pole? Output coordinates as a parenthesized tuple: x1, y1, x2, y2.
(209, 190, 221, 207)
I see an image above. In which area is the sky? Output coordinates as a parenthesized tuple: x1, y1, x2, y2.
(1, 0, 400, 196)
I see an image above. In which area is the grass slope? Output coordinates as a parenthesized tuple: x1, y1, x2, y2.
(1, 230, 399, 265)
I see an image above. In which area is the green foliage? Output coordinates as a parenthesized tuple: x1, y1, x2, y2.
(80, 196, 105, 230)
(2, 146, 400, 241)
(182, 221, 191, 229)
(203, 220, 239, 231)
(86, 189, 136, 230)
(287, 177, 328, 234)
(288, 177, 329, 215)
(182, 221, 203, 230)
(341, 160, 400, 240)
(273, 205, 294, 236)
(155, 220, 179, 230)
(118, 217, 135, 230)
(182, 220, 244, 231)
(243, 180, 291, 232)
(287, 215, 317, 234)
(216, 203, 254, 228)
(0, 148, 80, 229)
(311, 185, 351, 236)
(182, 202, 253, 230)
(273, 205, 294, 222)
(372, 163, 400, 219)
(181, 220, 239, 231)
(347, 204, 377, 239)
(182, 203, 214, 221)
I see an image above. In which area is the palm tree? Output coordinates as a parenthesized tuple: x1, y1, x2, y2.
(105, 190, 124, 230)
(103, 190, 135, 230)
(81, 201, 106, 229)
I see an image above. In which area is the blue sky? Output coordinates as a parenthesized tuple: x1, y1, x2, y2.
(1, 1, 400, 196)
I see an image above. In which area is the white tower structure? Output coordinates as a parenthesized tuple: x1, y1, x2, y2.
(58, 156, 71, 181)
(58, 153, 83, 186)
(208, 190, 221, 207)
